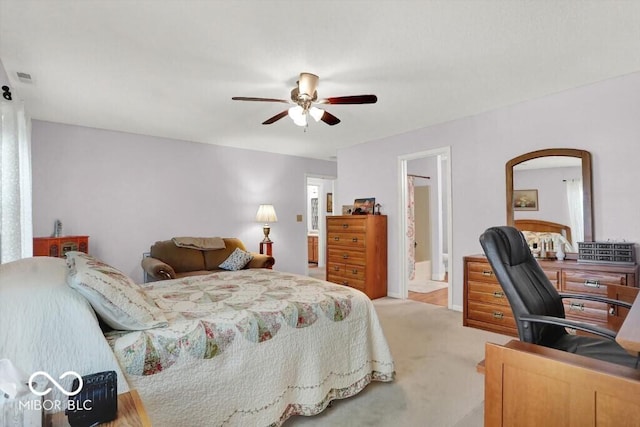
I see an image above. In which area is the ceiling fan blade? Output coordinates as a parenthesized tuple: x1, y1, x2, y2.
(232, 97, 290, 103)
(262, 110, 289, 125)
(319, 95, 378, 105)
(320, 111, 341, 126)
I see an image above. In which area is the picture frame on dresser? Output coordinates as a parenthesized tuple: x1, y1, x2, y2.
(353, 198, 375, 214)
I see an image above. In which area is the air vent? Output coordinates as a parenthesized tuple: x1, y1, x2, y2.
(16, 72, 32, 83)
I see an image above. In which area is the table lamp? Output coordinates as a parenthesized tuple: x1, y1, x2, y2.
(256, 204, 278, 242)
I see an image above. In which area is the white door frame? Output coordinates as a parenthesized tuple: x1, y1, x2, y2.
(398, 147, 453, 309)
(304, 174, 336, 275)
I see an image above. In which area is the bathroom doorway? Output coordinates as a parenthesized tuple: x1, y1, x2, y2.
(399, 147, 452, 308)
(305, 175, 335, 280)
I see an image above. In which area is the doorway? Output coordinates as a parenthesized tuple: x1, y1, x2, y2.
(305, 175, 335, 280)
(399, 147, 452, 308)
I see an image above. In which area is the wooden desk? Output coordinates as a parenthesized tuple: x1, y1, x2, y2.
(484, 340, 640, 427)
(616, 290, 640, 353)
(45, 390, 151, 427)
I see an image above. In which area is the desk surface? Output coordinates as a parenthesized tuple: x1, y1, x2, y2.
(45, 390, 151, 427)
(616, 291, 640, 354)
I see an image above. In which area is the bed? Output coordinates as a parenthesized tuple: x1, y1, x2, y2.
(0, 253, 395, 426)
(514, 219, 575, 252)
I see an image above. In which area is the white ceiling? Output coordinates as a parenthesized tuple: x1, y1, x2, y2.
(2, 1, 640, 161)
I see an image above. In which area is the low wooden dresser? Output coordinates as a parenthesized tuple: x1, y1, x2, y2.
(33, 235, 89, 257)
(326, 215, 387, 299)
(463, 254, 639, 336)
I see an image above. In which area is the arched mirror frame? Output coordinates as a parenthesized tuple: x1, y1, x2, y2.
(506, 148, 593, 244)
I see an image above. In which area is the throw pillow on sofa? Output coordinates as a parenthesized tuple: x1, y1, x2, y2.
(219, 248, 254, 271)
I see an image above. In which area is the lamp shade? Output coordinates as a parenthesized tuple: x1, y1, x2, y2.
(256, 204, 278, 223)
(288, 106, 307, 127)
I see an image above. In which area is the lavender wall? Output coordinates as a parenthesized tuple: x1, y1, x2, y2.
(31, 121, 336, 282)
(337, 72, 640, 309)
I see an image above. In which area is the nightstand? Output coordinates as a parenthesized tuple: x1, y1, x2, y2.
(259, 241, 273, 257)
(45, 390, 150, 427)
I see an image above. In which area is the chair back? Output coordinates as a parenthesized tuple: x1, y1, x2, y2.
(479, 226, 567, 345)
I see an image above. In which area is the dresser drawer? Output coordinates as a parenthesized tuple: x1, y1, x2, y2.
(327, 247, 366, 265)
(467, 301, 517, 329)
(327, 262, 366, 280)
(563, 297, 608, 324)
(467, 281, 511, 307)
(327, 217, 367, 233)
(327, 268, 366, 291)
(466, 262, 498, 284)
(327, 232, 366, 248)
(544, 268, 561, 289)
(561, 270, 628, 296)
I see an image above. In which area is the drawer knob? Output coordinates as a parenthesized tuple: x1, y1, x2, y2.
(492, 311, 504, 320)
(334, 237, 340, 241)
(584, 279, 601, 288)
(342, 224, 349, 229)
(342, 254, 349, 259)
(342, 281, 349, 286)
(569, 302, 585, 311)
(493, 291, 504, 298)
(352, 237, 358, 243)
(482, 270, 494, 277)
(333, 266, 340, 271)
(351, 269, 358, 274)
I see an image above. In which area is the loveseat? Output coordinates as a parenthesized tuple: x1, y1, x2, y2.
(141, 237, 275, 282)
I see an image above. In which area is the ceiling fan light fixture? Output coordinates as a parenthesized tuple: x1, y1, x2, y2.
(298, 72, 319, 98)
(309, 106, 324, 122)
(288, 105, 307, 126)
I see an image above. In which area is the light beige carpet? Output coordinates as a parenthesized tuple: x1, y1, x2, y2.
(285, 298, 512, 426)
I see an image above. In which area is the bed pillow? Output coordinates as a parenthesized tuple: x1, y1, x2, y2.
(219, 248, 254, 271)
(66, 251, 167, 331)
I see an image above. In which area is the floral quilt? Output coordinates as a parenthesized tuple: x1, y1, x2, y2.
(105, 269, 395, 426)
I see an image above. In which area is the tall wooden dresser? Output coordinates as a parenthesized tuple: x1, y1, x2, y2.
(463, 254, 639, 336)
(326, 215, 387, 299)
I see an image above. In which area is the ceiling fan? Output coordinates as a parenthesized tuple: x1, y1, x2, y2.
(232, 72, 377, 127)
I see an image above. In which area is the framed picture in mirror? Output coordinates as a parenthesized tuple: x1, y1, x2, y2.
(513, 189, 538, 211)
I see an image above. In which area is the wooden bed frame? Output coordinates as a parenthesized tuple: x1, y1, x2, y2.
(514, 219, 572, 245)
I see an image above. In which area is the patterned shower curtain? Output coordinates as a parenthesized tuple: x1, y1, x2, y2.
(407, 176, 416, 280)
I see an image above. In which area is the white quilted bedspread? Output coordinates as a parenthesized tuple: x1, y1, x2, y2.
(106, 269, 395, 426)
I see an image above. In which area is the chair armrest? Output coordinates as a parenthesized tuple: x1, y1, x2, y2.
(558, 293, 632, 309)
(247, 253, 275, 269)
(519, 314, 618, 341)
(141, 257, 176, 281)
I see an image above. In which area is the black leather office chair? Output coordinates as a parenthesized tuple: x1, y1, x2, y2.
(480, 226, 638, 369)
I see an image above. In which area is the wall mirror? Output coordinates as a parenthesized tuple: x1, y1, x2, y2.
(506, 148, 593, 254)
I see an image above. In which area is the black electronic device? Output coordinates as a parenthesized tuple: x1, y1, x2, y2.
(66, 371, 117, 427)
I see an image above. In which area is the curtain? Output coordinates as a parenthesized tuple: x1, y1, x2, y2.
(565, 178, 583, 247)
(0, 98, 32, 263)
(407, 176, 416, 280)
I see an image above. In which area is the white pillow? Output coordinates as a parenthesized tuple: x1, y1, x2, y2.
(218, 248, 254, 271)
(66, 251, 167, 331)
